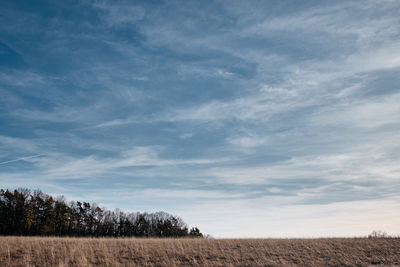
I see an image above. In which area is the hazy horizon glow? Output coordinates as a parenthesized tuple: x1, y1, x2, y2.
(1, 0, 399, 237)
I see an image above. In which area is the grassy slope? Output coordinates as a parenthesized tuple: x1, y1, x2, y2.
(0, 236, 399, 266)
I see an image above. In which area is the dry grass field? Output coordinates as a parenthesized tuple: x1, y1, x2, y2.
(0, 236, 399, 267)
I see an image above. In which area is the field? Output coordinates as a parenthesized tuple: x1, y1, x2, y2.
(0, 236, 399, 266)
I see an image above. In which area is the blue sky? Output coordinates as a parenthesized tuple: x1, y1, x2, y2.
(1, 0, 399, 237)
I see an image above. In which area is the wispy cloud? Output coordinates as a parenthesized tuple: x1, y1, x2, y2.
(0, 154, 43, 165)
(28, 146, 228, 179)
(93, 2, 145, 28)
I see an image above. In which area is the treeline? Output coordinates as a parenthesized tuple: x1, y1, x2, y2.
(0, 189, 203, 238)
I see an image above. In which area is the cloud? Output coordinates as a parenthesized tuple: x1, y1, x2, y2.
(93, 2, 146, 27)
(308, 92, 400, 129)
(179, 133, 193, 139)
(0, 154, 43, 165)
(0, 135, 38, 153)
(162, 85, 306, 123)
(28, 146, 228, 179)
(181, 196, 400, 237)
(95, 118, 136, 128)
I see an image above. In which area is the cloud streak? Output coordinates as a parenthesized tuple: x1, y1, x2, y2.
(0, 154, 43, 165)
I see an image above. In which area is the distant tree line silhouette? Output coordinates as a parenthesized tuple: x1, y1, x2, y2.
(0, 189, 203, 238)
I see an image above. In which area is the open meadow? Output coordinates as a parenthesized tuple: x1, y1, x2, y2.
(0, 236, 399, 266)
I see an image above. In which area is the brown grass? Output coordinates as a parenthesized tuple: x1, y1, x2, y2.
(0, 236, 399, 266)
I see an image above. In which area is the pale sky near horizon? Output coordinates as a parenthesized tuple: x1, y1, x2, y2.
(1, 0, 399, 237)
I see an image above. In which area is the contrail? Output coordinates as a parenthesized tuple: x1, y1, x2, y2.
(0, 154, 43, 165)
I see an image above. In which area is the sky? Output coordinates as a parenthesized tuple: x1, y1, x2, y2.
(1, 0, 400, 238)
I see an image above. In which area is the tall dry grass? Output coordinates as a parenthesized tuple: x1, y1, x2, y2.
(0, 236, 399, 266)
